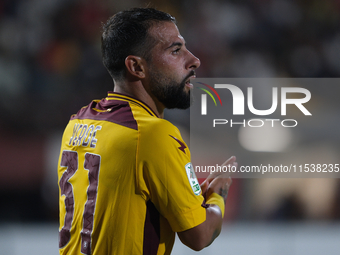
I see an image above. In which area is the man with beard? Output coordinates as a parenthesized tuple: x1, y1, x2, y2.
(58, 7, 236, 255)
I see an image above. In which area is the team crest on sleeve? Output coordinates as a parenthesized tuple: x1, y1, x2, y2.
(185, 163, 201, 195)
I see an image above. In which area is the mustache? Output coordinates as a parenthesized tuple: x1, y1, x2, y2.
(182, 70, 196, 84)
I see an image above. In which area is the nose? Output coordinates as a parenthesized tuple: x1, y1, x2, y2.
(186, 50, 201, 70)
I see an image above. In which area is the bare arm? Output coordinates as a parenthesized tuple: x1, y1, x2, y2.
(177, 157, 236, 251)
(177, 204, 224, 251)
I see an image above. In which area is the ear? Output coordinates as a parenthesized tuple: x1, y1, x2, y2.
(125, 55, 146, 79)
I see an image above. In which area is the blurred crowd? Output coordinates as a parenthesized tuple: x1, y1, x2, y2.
(0, 0, 340, 222)
(1, 0, 340, 132)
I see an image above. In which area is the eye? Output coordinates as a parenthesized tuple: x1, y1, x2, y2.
(172, 47, 181, 55)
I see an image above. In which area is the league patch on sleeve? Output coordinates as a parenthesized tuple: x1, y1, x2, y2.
(185, 163, 201, 195)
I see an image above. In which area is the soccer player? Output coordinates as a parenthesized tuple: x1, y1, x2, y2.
(58, 7, 236, 255)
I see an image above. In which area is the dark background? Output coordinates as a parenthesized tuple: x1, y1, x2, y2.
(1, 0, 340, 226)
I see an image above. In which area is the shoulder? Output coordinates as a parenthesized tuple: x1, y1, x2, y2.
(144, 117, 178, 134)
(137, 117, 190, 158)
(138, 117, 182, 144)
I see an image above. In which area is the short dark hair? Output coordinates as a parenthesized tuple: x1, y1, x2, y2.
(101, 8, 176, 80)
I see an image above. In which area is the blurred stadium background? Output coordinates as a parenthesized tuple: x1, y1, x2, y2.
(1, 0, 340, 254)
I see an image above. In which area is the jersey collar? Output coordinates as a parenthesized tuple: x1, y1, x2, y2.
(106, 92, 159, 118)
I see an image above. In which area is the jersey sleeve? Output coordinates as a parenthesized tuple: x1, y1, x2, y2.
(136, 119, 206, 233)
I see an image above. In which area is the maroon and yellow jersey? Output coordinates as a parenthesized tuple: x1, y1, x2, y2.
(58, 92, 206, 255)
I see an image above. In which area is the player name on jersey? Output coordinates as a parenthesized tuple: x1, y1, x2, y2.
(68, 123, 102, 148)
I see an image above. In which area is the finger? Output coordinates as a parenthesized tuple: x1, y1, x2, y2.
(205, 156, 237, 182)
(226, 176, 232, 187)
(205, 176, 232, 199)
(221, 156, 236, 167)
(210, 162, 237, 180)
(200, 179, 209, 196)
(204, 172, 221, 184)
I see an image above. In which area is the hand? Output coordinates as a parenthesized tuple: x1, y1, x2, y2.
(178, 157, 237, 250)
(200, 156, 237, 201)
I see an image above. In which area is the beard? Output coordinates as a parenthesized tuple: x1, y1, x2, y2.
(149, 68, 194, 109)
